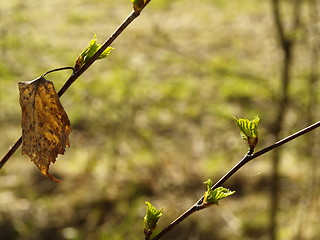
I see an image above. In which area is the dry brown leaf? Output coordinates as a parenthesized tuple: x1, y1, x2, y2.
(18, 76, 71, 183)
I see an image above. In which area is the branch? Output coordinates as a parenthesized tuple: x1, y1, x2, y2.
(57, 10, 141, 98)
(151, 120, 320, 240)
(0, 137, 22, 169)
(271, 0, 285, 43)
(0, 7, 148, 169)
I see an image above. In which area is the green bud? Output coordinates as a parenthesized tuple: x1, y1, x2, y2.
(233, 116, 260, 153)
(203, 179, 235, 207)
(131, 0, 145, 12)
(75, 33, 113, 70)
(144, 202, 163, 238)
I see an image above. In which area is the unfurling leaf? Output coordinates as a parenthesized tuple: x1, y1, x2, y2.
(75, 33, 114, 70)
(144, 202, 163, 239)
(18, 76, 71, 183)
(233, 116, 260, 153)
(203, 179, 235, 207)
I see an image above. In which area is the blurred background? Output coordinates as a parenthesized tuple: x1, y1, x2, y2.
(0, 0, 319, 239)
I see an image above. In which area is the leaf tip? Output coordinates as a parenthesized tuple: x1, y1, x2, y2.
(42, 169, 62, 183)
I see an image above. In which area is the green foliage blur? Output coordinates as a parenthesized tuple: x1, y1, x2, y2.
(0, 0, 319, 239)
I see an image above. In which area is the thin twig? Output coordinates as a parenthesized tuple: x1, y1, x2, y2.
(43, 67, 75, 77)
(0, 9, 143, 169)
(57, 10, 141, 97)
(0, 137, 22, 169)
(151, 120, 320, 240)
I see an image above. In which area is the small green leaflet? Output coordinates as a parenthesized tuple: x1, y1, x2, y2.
(75, 33, 114, 70)
(234, 116, 260, 152)
(144, 202, 163, 238)
(203, 179, 235, 207)
(233, 116, 259, 140)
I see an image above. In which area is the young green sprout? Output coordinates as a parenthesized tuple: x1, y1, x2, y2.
(75, 33, 114, 70)
(202, 179, 235, 208)
(144, 202, 163, 239)
(233, 116, 260, 154)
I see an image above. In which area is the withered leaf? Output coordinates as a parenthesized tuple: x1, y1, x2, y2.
(18, 76, 71, 183)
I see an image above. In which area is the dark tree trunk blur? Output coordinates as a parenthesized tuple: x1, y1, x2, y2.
(269, 0, 301, 239)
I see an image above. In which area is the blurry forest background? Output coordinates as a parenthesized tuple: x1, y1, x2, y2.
(0, 0, 319, 239)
